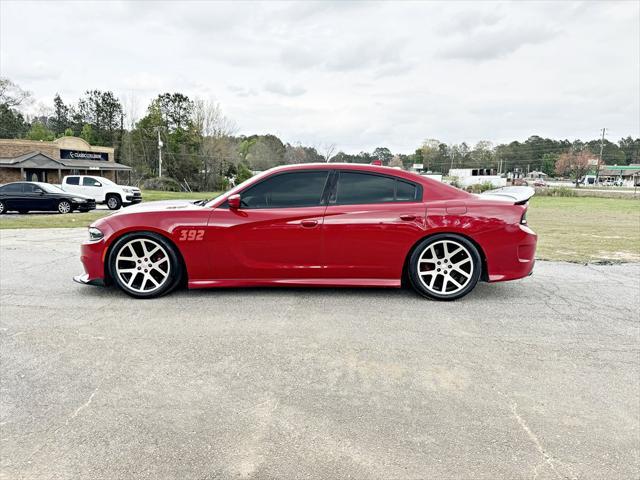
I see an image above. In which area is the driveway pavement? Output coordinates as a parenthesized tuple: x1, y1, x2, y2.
(1, 228, 638, 479)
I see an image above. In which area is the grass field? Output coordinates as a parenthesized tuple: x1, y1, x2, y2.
(527, 196, 640, 263)
(1, 193, 638, 263)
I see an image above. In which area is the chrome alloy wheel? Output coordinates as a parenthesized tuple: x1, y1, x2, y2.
(115, 238, 171, 294)
(58, 201, 71, 214)
(417, 239, 474, 295)
(107, 197, 118, 209)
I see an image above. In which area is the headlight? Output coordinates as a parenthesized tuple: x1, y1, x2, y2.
(72, 197, 87, 203)
(88, 227, 104, 241)
(122, 188, 133, 194)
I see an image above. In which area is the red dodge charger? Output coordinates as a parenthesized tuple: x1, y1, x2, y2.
(74, 163, 537, 300)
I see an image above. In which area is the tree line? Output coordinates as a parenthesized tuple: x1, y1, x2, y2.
(1, 77, 638, 191)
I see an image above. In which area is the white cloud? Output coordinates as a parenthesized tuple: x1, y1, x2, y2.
(1, 0, 638, 152)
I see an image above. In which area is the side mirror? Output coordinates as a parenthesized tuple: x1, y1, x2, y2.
(228, 194, 241, 209)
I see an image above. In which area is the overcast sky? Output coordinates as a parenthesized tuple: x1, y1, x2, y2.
(1, 1, 638, 153)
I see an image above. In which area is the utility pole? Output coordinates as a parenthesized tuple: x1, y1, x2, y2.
(156, 127, 163, 178)
(596, 127, 606, 184)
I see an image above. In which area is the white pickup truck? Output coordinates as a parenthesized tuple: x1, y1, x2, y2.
(61, 175, 142, 210)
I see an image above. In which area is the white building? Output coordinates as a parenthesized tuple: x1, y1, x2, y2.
(448, 168, 506, 188)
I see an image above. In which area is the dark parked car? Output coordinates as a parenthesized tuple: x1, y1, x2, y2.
(0, 182, 96, 214)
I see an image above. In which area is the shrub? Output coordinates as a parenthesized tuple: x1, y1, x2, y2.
(535, 187, 577, 197)
(142, 176, 182, 192)
(466, 182, 495, 193)
(448, 177, 461, 189)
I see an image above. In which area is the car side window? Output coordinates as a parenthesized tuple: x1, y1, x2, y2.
(1, 184, 24, 193)
(396, 179, 419, 201)
(66, 176, 80, 185)
(241, 171, 329, 209)
(334, 172, 420, 205)
(23, 184, 42, 193)
(83, 177, 101, 187)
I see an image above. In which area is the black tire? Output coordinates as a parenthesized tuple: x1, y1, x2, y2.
(408, 233, 482, 301)
(108, 231, 183, 299)
(57, 200, 72, 214)
(106, 194, 122, 210)
(0, 200, 5, 214)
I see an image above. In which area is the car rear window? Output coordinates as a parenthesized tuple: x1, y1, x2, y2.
(66, 177, 80, 185)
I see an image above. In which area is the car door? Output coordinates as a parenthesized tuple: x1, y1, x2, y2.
(206, 170, 330, 280)
(21, 183, 51, 211)
(322, 171, 428, 280)
(81, 176, 104, 201)
(0, 183, 26, 210)
(63, 176, 82, 196)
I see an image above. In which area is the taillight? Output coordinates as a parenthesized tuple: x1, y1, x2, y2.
(520, 210, 527, 225)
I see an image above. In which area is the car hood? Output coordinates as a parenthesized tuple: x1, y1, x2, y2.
(61, 192, 94, 200)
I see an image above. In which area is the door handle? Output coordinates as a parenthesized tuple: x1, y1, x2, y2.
(301, 219, 318, 228)
(400, 214, 416, 221)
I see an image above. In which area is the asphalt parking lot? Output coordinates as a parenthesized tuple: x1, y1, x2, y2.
(1, 228, 638, 480)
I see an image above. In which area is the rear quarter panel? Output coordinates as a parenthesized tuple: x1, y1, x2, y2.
(425, 199, 532, 281)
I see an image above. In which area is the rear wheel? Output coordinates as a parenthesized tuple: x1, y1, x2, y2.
(108, 232, 182, 299)
(408, 234, 481, 301)
(106, 194, 122, 210)
(57, 200, 71, 214)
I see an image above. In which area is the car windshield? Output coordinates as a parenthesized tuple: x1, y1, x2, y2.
(36, 183, 65, 194)
(205, 169, 272, 207)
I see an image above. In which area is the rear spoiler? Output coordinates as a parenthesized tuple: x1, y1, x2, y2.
(480, 186, 535, 205)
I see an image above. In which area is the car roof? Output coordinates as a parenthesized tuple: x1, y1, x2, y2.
(264, 162, 428, 181)
(208, 162, 471, 207)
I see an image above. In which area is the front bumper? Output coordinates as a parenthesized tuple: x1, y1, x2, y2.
(125, 192, 142, 204)
(76, 239, 107, 286)
(76, 200, 97, 211)
(73, 273, 105, 286)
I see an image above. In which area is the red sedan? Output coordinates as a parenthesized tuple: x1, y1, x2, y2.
(74, 164, 537, 300)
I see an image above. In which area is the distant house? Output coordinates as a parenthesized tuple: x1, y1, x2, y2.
(527, 170, 548, 179)
(0, 137, 130, 185)
(598, 164, 640, 186)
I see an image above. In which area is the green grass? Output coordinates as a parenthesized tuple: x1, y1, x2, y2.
(2, 193, 639, 263)
(0, 210, 112, 229)
(528, 196, 640, 263)
(140, 190, 221, 202)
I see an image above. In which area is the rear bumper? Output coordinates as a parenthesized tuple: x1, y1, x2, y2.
(482, 224, 537, 282)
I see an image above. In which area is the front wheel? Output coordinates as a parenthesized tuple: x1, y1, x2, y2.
(58, 200, 71, 214)
(0, 200, 5, 214)
(108, 232, 182, 299)
(408, 234, 482, 301)
(106, 195, 122, 210)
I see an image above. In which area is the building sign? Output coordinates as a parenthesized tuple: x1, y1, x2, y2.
(60, 149, 108, 161)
